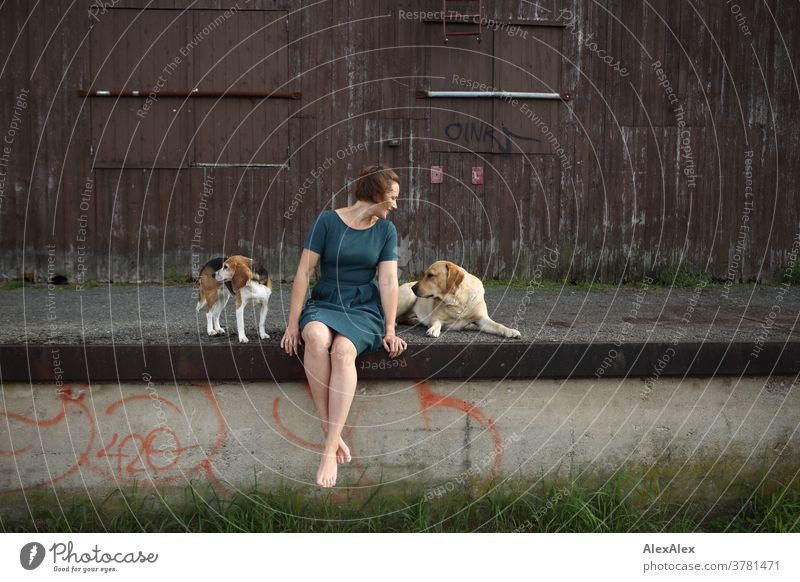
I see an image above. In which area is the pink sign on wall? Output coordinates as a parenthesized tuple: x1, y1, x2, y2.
(430, 166, 443, 184)
(471, 166, 484, 185)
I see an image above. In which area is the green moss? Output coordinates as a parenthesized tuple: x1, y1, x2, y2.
(162, 264, 193, 285)
(482, 278, 565, 290)
(655, 262, 712, 288)
(572, 279, 619, 291)
(0, 280, 26, 290)
(787, 265, 800, 287)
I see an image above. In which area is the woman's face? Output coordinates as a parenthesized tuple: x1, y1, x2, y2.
(376, 182, 399, 218)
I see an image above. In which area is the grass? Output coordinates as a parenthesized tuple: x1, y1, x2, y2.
(163, 264, 195, 285)
(703, 486, 800, 532)
(0, 279, 26, 290)
(482, 278, 565, 290)
(3, 261, 799, 293)
(572, 279, 620, 291)
(0, 280, 188, 291)
(482, 263, 716, 291)
(655, 262, 713, 288)
(5, 480, 798, 533)
(482, 277, 686, 292)
(788, 266, 800, 287)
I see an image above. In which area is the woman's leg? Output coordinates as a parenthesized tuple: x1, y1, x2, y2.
(301, 322, 351, 464)
(316, 333, 359, 487)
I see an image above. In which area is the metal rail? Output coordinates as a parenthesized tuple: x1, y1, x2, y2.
(416, 89, 571, 101)
(190, 162, 288, 168)
(79, 89, 301, 100)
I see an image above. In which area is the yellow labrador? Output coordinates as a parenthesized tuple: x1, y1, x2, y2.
(397, 260, 521, 338)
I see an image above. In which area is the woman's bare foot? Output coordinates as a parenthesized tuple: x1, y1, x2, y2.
(337, 437, 352, 464)
(316, 450, 338, 487)
(323, 430, 352, 464)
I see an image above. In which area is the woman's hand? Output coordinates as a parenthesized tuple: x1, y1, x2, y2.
(281, 324, 303, 356)
(383, 333, 407, 359)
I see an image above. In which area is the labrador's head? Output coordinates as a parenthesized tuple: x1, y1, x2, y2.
(411, 260, 464, 299)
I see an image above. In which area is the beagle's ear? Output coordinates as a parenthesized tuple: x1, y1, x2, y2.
(230, 258, 251, 294)
(445, 261, 464, 294)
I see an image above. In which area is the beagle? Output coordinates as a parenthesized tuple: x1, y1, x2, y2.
(196, 257, 231, 337)
(396, 260, 521, 339)
(196, 255, 273, 343)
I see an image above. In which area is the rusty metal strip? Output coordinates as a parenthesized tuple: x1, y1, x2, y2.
(79, 89, 302, 100)
(190, 162, 288, 168)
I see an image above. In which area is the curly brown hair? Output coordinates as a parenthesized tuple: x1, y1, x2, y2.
(354, 164, 400, 203)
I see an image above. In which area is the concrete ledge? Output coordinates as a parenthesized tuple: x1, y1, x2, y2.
(1, 341, 798, 382)
(1, 376, 797, 516)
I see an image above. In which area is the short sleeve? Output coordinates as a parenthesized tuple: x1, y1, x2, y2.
(303, 211, 328, 254)
(378, 221, 398, 262)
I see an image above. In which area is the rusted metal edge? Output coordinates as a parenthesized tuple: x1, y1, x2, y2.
(78, 90, 302, 100)
(422, 18, 566, 28)
(90, 162, 290, 170)
(1, 342, 797, 383)
(190, 162, 288, 168)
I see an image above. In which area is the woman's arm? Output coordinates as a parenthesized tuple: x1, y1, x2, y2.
(377, 260, 406, 358)
(281, 248, 320, 355)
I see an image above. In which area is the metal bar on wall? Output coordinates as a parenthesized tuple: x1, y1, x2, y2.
(417, 89, 571, 100)
(190, 162, 288, 168)
(79, 89, 302, 99)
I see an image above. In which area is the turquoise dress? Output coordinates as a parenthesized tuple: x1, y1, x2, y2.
(298, 209, 399, 356)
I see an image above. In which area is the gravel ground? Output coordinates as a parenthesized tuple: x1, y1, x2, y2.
(1, 282, 798, 345)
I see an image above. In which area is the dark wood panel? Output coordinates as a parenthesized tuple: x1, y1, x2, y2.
(428, 25, 495, 153)
(94, 167, 285, 281)
(493, 26, 562, 154)
(188, 8, 288, 164)
(3, 0, 800, 283)
(89, 8, 289, 166)
(89, 9, 192, 165)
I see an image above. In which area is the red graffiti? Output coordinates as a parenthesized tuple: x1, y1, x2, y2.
(0, 386, 96, 492)
(3, 379, 504, 499)
(0, 382, 230, 497)
(271, 379, 504, 495)
(95, 427, 198, 475)
(415, 380, 504, 477)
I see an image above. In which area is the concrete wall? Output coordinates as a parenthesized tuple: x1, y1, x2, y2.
(1, 376, 798, 514)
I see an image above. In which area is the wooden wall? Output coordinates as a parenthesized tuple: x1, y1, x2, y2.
(0, 0, 797, 283)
